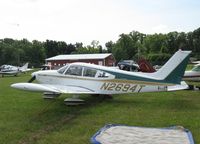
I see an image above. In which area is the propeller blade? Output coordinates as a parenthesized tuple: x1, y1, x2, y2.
(28, 75, 36, 83)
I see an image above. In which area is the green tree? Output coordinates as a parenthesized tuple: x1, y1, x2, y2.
(29, 40, 46, 67)
(105, 41, 114, 53)
(192, 28, 200, 58)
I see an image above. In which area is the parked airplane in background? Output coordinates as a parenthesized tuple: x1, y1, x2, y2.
(0, 63, 32, 77)
(184, 63, 200, 81)
(11, 50, 190, 105)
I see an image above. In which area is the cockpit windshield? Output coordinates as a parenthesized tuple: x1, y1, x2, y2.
(57, 65, 69, 74)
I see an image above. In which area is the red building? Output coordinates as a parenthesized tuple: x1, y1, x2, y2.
(45, 53, 116, 68)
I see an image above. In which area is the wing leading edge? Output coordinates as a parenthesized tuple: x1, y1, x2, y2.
(11, 83, 96, 94)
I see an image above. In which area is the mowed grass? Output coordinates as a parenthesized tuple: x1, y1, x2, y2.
(0, 72, 200, 144)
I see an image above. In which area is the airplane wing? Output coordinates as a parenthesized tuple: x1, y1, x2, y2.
(23, 68, 33, 72)
(0, 71, 19, 75)
(11, 83, 96, 94)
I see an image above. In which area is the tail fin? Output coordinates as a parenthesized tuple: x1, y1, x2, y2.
(19, 63, 29, 72)
(151, 50, 191, 84)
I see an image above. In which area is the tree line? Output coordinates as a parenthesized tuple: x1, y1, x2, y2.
(0, 27, 200, 67)
(108, 27, 200, 65)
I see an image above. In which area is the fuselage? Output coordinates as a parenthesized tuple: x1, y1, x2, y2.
(0, 65, 20, 75)
(11, 50, 191, 96)
(32, 63, 169, 95)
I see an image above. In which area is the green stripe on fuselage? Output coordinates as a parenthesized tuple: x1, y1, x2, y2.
(103, 71, 164, 84)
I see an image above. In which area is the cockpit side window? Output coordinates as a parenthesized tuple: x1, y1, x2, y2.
(57, 65, 68, 74)
(65, 65, 83, 76)
(83, 67, 97, 77)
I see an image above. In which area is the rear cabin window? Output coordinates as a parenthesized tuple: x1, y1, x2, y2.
(97, 71, 110, 78)
(65, 65, 83, 76)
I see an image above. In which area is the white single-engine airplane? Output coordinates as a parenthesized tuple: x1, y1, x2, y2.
(0, 63, 32, 77)
(184, 63, 200, 81)
(11, 50, 190, 105)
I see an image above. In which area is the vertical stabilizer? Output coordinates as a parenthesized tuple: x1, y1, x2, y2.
(19, 63, 29, 72)
(151, 50, 191, 84)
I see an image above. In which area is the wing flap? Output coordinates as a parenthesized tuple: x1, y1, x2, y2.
(45, 84, 95, 94)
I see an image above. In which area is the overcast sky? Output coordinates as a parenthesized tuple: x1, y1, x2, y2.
(0, 0, 200, 46)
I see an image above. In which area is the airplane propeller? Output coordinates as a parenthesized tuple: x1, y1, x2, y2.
(28, 75, 36, 83)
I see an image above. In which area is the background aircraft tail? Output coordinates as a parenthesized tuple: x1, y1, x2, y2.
(19, 63, 29, 72)
(150, 50, 191, 84)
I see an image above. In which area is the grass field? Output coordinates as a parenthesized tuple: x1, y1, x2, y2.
(0, 72, 200, 144)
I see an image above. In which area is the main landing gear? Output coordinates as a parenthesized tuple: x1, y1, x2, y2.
(43, 92, 61, 99)
(64, 95, 85, 106)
